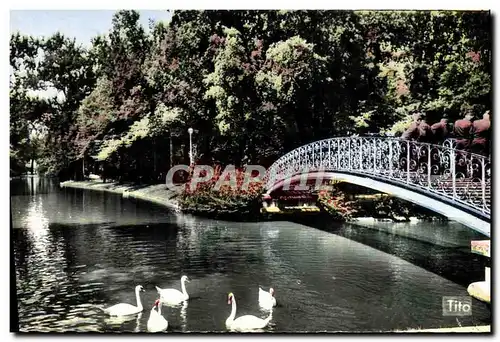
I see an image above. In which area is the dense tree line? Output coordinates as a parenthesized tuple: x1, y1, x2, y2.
(10, 10, 492, 182)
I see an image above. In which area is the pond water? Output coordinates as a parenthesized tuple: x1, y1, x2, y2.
(11, 177, 490, 332)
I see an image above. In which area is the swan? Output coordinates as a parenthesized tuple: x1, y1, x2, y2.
(226, 292, 272, 332)
(258, 287, 277, 309)
(147, 299, 169, 332)
(102, 285, 145, 316)
(156, 275, 190, 304)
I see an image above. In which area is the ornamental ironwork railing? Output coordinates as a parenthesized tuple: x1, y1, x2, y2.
(264, 137, 491, 219)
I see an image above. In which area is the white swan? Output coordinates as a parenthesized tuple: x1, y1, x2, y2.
(226, 292, 272, 332)
(147, 299, 169, 332)
(258, 286, 277, 309)
(102, 285, 145, 316)
(156, 275, 190, 304)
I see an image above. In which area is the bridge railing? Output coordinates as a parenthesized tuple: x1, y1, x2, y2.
(265, 137, 491, 218)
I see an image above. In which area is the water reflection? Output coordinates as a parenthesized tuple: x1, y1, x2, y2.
(134, 313, 142, 333)
(105, 313, 142, 329)
(11, 179, 491, 332)
(24, 196, 49, 241)
(180, 301, 188, 331)
(11, 176, 52, 197)
(350, 218, 486, 247)
(16, 197, 72, 328)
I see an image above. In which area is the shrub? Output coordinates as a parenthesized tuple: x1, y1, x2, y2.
(179, 164, 265, 214)
(316, 187, 358, 221)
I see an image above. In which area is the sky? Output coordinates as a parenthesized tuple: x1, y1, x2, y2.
(10, 10, 173, 46)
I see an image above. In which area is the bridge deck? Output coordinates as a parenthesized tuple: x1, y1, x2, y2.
(264, 137, 491, 234)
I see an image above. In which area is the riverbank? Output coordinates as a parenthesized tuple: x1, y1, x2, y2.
(60, 180, 261, 220)
(60, 180, 449, 223)
(401, 325, 490, 333)
(60, 180, 182, 211)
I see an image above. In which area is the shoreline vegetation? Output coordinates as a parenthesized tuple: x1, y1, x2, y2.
(59, 179, 446, 223)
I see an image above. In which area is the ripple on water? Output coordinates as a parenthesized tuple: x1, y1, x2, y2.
(12, 180, 491, 332)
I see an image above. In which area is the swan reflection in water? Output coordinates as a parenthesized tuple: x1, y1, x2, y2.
(103, 312, 143, 332)
(160, 300, 188, 332)
(134, 313, 142, 332)
(180, 300, 188, 331)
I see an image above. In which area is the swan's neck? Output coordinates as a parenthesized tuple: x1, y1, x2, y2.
(157, 303, 162, 316)
(135, 289, 143, 310)
(228, 298, 236, 323)
(181, 279, 188, 297)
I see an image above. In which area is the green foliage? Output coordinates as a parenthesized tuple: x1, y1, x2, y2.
(204, 26, 249, 135)
(149, 104, 186, 137)
(10, 10, 492, 182)
(74, 77, 117, 157)
(256, 36, 327, 102)
(96, 115, 151, 161)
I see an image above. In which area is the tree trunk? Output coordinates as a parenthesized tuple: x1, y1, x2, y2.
(169, 132, 173, 170)
(118, 151, 123, 183)
(102, 163, 107, 183)
(153, 138, 157, 175)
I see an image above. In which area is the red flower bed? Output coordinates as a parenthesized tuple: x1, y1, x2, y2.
(317, 186, 357, 220)
(180, 164, 265, 211)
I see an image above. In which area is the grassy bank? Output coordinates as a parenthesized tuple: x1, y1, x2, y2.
(60, 180, 181, 211)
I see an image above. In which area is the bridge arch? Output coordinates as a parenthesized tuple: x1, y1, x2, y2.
(264, 137, 491, 237)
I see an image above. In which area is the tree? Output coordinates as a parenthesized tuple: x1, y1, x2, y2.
(10, 10, 492, 183)
(255, 35, 328, 149)
(34, 33, 96, 178)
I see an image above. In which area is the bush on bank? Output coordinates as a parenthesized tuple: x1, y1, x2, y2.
(178, 165, 265, 218)
(316, 181, 448, 222)
(178, 167, 448, 221)
(316, 188, 359, 221)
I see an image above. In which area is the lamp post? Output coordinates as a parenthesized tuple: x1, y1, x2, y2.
(188, 127, 194, 166)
